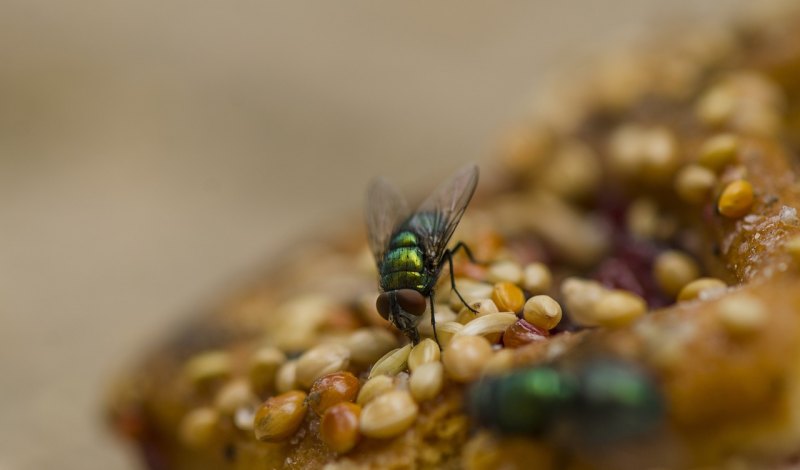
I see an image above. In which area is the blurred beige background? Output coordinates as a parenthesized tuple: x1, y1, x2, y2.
(0, 1, 752, 469)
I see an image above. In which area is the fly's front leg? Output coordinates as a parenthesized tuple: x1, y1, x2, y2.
(429, 293, 441, 348)
(442, 246, 479, 314)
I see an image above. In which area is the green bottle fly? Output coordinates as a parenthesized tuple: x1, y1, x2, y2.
(365, 165, 480, 344)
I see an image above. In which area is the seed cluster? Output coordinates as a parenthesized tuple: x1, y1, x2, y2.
(165, 17, 791, 465)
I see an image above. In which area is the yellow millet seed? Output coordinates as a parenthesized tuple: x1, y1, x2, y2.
(785, 235, 800, 264)
(653, 250, 701, 298)
(522, 262, 552, 294)
(214, 379, 258, 415)
(409, 362, 444, 402)
(718, 180, 754, 218)
(491, 282, 526, 313)
(487, 260, 523, 284)
(357, 375, 395, 406)
(717, 294, 766, 337)
(675, 165, 716, 204)
(184, 351, 232, 388)
(442, 335, 493, 382)
(698, 133, 740, 172)
(522, 295, 562, 330)
(592, 290, 647, 327)
(179, 407, 220, 448)
(407, 339, 441, 372)
(677, 277, 727, 302)
(359, 390, 418, 439)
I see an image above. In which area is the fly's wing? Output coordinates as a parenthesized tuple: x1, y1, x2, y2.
(406, 164, 479, 265)
(365, 177, 410, 269)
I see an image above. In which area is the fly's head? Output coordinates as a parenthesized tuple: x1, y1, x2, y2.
(376, 289, 426, 344)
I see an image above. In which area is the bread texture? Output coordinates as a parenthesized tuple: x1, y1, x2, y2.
(107, 5, 800, 469)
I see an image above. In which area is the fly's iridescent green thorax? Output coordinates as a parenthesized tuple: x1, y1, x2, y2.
(379, 230, 430, 292)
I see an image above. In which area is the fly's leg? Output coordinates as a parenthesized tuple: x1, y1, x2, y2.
(442, 246, 479, 314)
(449, 241, 480, 264)
(429, 293, 442, 348)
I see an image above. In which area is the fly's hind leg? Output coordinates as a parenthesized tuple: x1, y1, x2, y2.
(441, 243, 481, 314)
(449, 241, 480, 264)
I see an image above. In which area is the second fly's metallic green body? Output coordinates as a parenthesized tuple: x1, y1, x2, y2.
(366, 165, 480, 344)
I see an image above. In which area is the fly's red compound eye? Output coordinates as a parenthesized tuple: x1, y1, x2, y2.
(376, 293, 391, 320)
(396, 289, 426, 316)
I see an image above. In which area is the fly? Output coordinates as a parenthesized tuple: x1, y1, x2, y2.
(365, 164, 480, 345)
(467, 359, 664, 445)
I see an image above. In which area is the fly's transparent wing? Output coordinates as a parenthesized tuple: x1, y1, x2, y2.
(406, 164, 479, 264)
(365, 177, 410, 269)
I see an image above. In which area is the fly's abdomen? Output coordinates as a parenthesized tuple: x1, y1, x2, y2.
(380, 231, 428, 291)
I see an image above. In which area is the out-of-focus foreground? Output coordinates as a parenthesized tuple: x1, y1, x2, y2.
(0, 1, 753, 468)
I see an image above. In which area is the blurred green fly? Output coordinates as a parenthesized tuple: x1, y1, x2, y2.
(365, 164, 479, 344)
(468, 359, 664, 445)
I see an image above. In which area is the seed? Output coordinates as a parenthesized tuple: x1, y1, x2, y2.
(449, 279, 494, 311)
(456, 298, 499, 325)
(487, 261, 523, 284)
(234, 405, 256, 431)
(639, 127, 680, 184)
(273, 295, 336, 351)
(677, 277, 727, 302)
(345, 328, 399, 366)
(248, 347, 286, 396)
(369, 343, 412, 379)
(522, 262, 552, 294)
(442, 335, 494, 383)
(626, 198, 659, 239)
(718, 180, 754, 218)
(409, 362, 444, 402)
(785, 236, 800, 263)
(307, 372, 360, 415)
(592, 290, 647, 327)
(675, 165, 716, 204)
(253, 390, 308, 442)
(357, 375, 395, 406)
(418, 306, 458, 337)
(698, 134, 739, 171)
(430, 321, 464, 347)
(359, 390, 418, 439)
(320, 402, 362, 454)
(608, 125, 679, 184)
(717, 294, 766, 336)
(179, 407, 219, 448)
(503, 319, 549, 348)
(214, 379, 258, 415)
(561, 277, 607, 327)
(491, 282, 526, 313)
(696, 83, 736, 127)
(275, 360, 298, 393)
(653, 250, 701, 297)
(482, 349, 515, 376)
(455, 312, 518, 340)
(522, 295, 562, 330)
(408, 339, 441, 372)
(295, 343, 351, 389)
(540, 142, 601, 200)
(184, 351, 232, 389)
